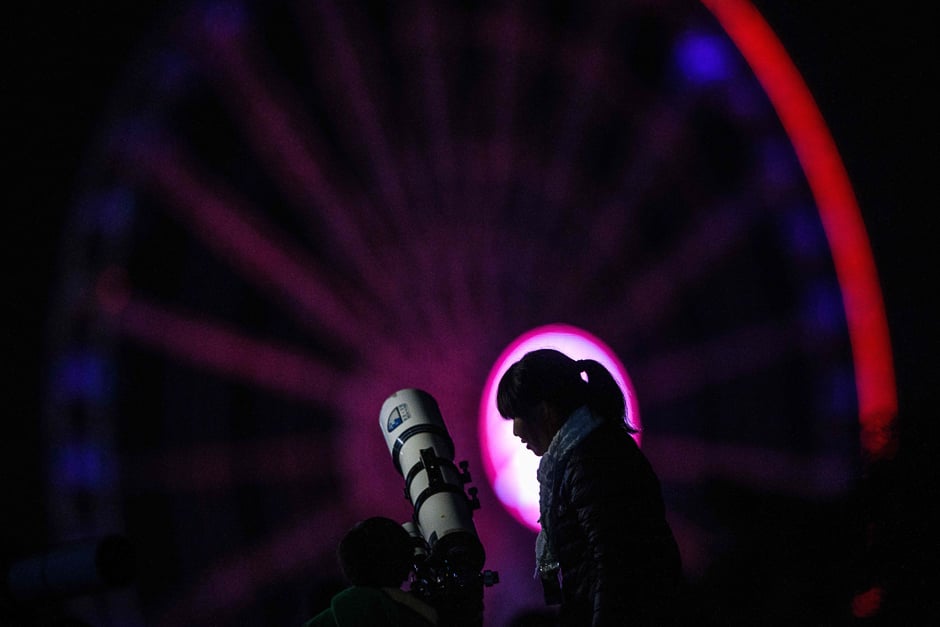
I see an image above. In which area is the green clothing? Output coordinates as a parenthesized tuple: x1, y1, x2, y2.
(304, 586, 435, 627)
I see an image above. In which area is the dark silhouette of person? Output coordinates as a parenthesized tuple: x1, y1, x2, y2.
(497, 349, 683, 626)
(302, 517, 437, 627)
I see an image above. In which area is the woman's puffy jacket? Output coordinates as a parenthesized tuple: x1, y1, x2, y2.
(547, 421, 683, 626)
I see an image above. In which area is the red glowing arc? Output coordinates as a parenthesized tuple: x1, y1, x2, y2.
(701, 0, 897, 459)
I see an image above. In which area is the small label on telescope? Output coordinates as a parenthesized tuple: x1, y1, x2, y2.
(387, 403, 411, 432)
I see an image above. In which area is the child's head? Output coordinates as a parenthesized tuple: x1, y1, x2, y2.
(338, 516, 414, 587)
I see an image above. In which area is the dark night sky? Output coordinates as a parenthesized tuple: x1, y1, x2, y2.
(3, 0, 936, 614)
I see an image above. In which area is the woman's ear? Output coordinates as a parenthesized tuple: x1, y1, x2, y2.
(538, 401, 565, 437)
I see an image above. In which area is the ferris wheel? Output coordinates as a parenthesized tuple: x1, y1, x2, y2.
(41, 1, 895, 625)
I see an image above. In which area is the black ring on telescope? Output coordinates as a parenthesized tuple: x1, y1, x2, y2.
(403, 456, 461, 497)
(412, 484, 469, 523)
(391, 424, 453, 475)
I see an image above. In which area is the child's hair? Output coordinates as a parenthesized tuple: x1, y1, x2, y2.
(337, 516, 413, 587)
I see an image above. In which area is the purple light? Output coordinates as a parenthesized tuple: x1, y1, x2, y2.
(822, 367, 857, 417)
(51, 350, 111, 403)
(801, 280, 846, 336)
(782, 205, 827, 259)
(478, 324, 640, 530)
(152, 48, 193, 98)
(674, 31, 733, 84)
(90, 187, 135, 239)
(199, 1, 247, 44)
(759, 138, 800, 190)
(54, 442, 114, 490)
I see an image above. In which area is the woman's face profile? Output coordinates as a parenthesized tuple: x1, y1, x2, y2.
(511, 413, 555, 457)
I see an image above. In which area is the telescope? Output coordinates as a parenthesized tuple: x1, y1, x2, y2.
(380, 389, 498, 627)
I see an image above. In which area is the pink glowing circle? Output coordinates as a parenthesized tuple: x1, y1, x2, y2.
(478, 324, 640, 530)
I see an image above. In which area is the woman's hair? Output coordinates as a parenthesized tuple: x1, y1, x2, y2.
(337, 516, 414, 587)
(496, 348, 632, 429)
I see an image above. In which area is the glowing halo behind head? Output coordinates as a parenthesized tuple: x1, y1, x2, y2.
(478, 324, 640, 531)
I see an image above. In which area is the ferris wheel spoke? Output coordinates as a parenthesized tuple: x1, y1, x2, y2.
(153, 504, 350, 627)
(454, 6, 529, 307)
(299, 1, 460, 322)
(532, 97, 701, 323)
(295, 0, 412, 226)
(629, 316, 804, 408)
(396, 2, 463, 218)
(116, 136, 383, 343)
(96, 276, 343, 406)
(577, 99, 697, 275)
(467, 10, 574, 321)
(472, 7, 532, 245)
(182, 7, 404, 306)
(646, 435, 855, 498)
(127, 434, 333, 493)
(587, 192, 762, 345)
(296, 0, 460, 330)
(537, 33, 626, 234)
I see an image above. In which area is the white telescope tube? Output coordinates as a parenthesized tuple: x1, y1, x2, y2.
(380, 389, 484, 570)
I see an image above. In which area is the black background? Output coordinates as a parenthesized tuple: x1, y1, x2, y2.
(3, 1, 935, 622)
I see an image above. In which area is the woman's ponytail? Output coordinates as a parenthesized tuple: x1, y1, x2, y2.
(498, 349, 633, 432)
(578, 359, 630, 429)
